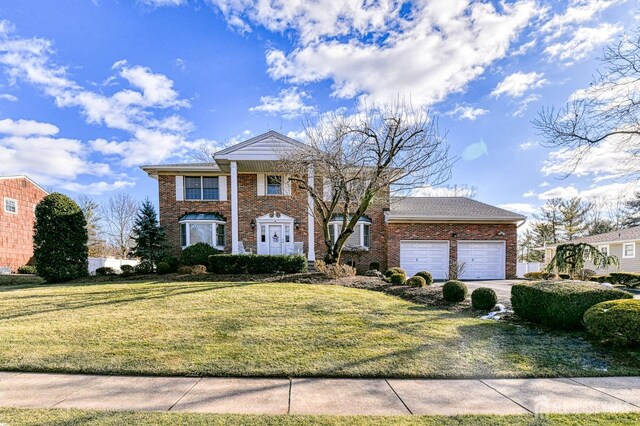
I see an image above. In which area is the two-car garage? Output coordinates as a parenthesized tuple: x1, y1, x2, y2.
(400, 240, 506, 280)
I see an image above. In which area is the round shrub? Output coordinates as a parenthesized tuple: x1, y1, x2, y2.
(134, 261, 153, 274)
(156, 262, 171, 275)
(584, 299, 640, 346)
(17, 265, 37, 275)
(180, 243, 221, 266)
(178, 266, 193, 275)
(95, 267, 116, 276)
(471, 287, 498, 310)
(33, 193, 88, 283)
(120, 264, 135, 276)
(192, 264, 207, 275)
(385, 267, 407, 281)
(406, 276, 426, 288)
(160, 256, 180, 273)
(443, 280, 468, 303)
(414, 271, 433, 286)
(389, 272, 405, 285)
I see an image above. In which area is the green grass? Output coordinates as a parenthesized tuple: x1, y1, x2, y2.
(0, 280, 639, 378)
(2, 408, 640, 426)
(0, 274, 45, 286)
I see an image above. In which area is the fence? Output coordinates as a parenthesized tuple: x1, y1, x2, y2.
(516, 262, 542, 278)
(88, 257, 140, 275)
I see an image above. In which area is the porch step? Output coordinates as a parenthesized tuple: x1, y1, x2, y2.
(307, 261, 317, 272)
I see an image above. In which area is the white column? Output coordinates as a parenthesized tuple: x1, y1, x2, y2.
(231, 161, 239, 254)
(307, 164, 316, 261)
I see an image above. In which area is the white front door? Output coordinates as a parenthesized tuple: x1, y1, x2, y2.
(268, 225, 283, 255)
(458, 241, 505, 280)
(400, 241, 449, 280)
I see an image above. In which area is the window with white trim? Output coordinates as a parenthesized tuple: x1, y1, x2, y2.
(185, 176, 219, 200)
(623, 242, 636, 259)
(179, 221, 226, 249)
(266, 175, 283, 195)
(599, 245, 609, 256)
(4, 197, 17, 214)
(327, 219, 371, 249)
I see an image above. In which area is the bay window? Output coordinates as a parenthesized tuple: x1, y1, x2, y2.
(179, 213, 226, 249)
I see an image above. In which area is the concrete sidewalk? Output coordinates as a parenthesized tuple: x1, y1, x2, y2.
(1, 372, 640, 416)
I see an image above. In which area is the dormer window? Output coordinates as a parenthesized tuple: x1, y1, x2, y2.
(266, 175, 283, 195)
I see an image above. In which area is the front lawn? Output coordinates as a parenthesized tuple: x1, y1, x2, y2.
(0, 280, 639, 378)
(2, 408, 640, 426)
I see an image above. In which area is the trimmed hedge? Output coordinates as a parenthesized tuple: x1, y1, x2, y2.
(471, 287, 498, 311)
(523, 271, 553, 280)
(414, 271, 433, 286)
(95, 267, 116, 276)
(584, 299, 640, 346)
(389, 273, 405, 285)
(443, 280, 468, 303)
(384, 267, 407, 282)
(590, 275, 608, 283)
(178, 266, 192, 275)
(156, 262, 171, 275)
(208, 254, 307, 274)
(406, 276, 426, 288)
(17, 265, 37, 275)
(181, 243, 222, 266)
(608, 272, 640, 288)
(511, 281, 633, 329)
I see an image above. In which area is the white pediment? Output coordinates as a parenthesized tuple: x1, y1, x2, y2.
(214, 131, 305, 161)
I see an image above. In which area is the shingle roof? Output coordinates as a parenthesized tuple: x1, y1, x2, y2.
(387, 197, 526, 222)
(546, 225, 640, 247)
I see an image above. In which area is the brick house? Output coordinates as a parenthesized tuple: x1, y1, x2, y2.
(0, 176, 48, 271)
(142, 131, 525, 279)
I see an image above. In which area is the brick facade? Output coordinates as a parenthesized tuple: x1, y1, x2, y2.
(386, 222, 518, 279)
(157, 174, 517, 278)
(0, 177, 47, 271)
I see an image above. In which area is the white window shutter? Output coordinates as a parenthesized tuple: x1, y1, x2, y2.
(323, 178, 331, 201)
(257, 174, 265, 196)
(175, 176, 184, 201)
(283, 174, 292, 196)
(218, 176, 227, 201)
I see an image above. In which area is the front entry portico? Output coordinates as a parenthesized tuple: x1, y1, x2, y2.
(256, 212, 294, 255)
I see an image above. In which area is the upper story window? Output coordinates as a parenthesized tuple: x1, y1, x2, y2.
(623, 242, 636, 259)
(4, 197, 17, 214)
(185, 176, 219, 200)
(266, 175, 283, 195)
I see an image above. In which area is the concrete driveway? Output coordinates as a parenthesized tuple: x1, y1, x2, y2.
(435, 279, 522, 307)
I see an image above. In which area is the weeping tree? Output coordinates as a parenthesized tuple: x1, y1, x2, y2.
(545, 243, 619, 280)
(281, 100, 451, 264)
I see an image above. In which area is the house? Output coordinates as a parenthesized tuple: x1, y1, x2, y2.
(542, 226, 640, 273)
(0, 176, 48, 272)
(141, 131, 526, 279)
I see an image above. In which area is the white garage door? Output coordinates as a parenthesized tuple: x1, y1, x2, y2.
(457, 241, 505, 280)
(400, 241, 449, 280)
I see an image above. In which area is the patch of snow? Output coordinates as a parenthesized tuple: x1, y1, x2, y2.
(481, 304, 513, 320)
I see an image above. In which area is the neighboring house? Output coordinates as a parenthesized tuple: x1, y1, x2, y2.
(542, 226, 640, 274)
(141, 131, 526, 280)
(0, 176, 48, 272)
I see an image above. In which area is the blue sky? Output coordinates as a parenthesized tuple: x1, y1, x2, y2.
(0, 0, 637, 221)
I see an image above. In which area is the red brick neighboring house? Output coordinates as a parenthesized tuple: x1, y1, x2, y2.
(0, 176, 48, 272)
(142, 131, 525, 279)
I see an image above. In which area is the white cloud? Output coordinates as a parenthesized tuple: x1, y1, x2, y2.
(499, 202, 537, 215)
(220, 1, 542, 108)
(0, 118, 59, 136)
(519, 141, 537, 150)
(538, 182, 639, 202)
(513, 93, 541, 116)
(59, 180, 136, 195)
(540, 181, 550, 187)
(538, 185, 580, 199)
(446, 104, 488, 121)
(544, 23, 622, 63)
(491, 71, 546, 98)
(523, 190, 536, 198)
(512, 38, 537, 56)
(140, 0, 186, 6)
(540, 0, 625, 39)
(249, 87, 315, 119)
(0, 93, 17, 101)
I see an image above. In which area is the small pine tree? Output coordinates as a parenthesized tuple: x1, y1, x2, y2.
(130, 199, 167, 271)
(34, 193, 89, 282)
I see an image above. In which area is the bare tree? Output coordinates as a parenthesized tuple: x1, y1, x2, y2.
(76, 195, 108, 257)
(101, 193, 139, 258)
(281, 101, 451, 264)
(415, 184, 478, 198)
(534, 31, 640, 179)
